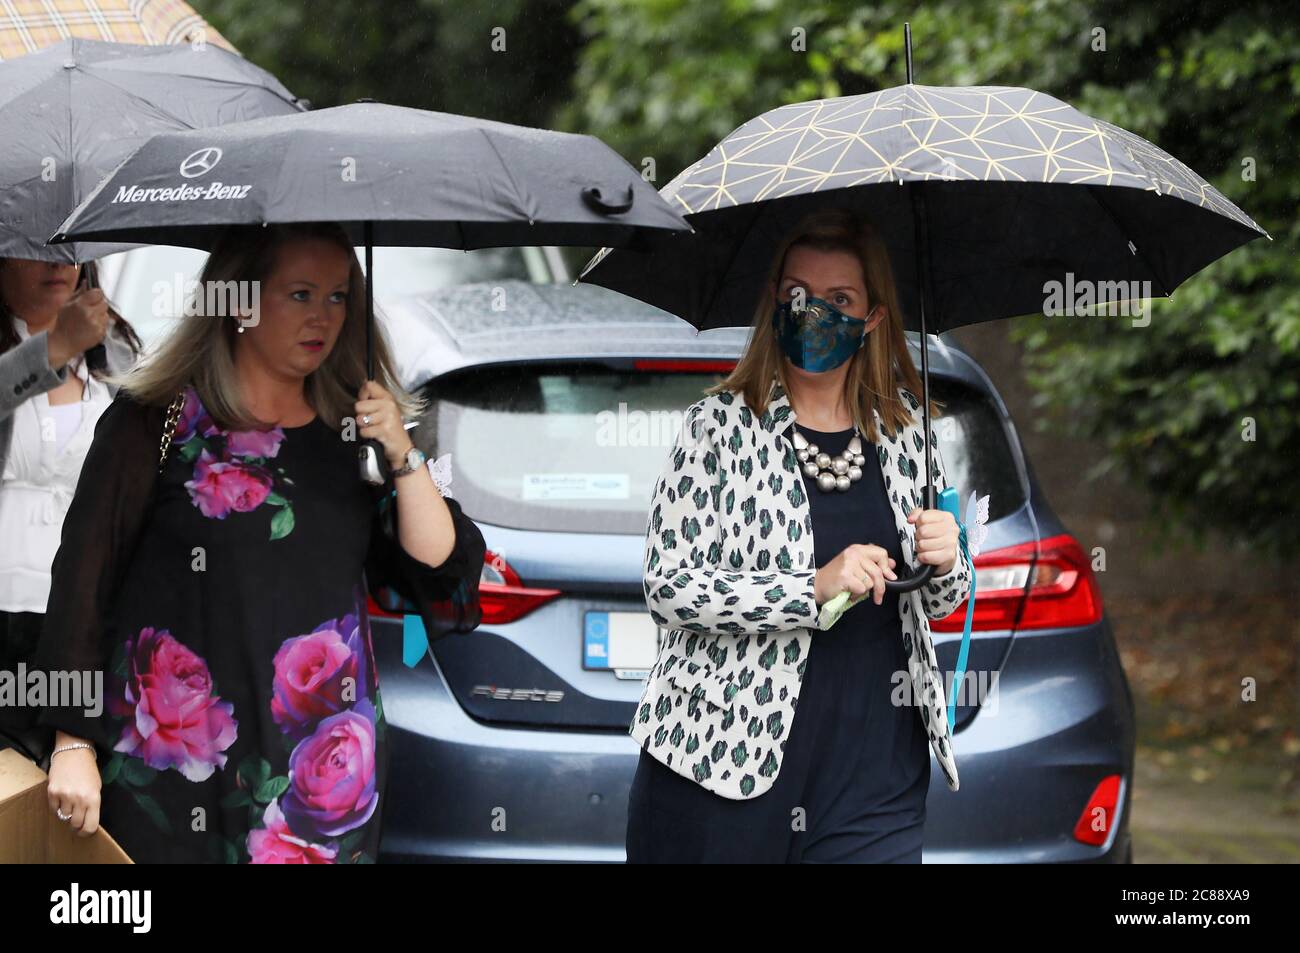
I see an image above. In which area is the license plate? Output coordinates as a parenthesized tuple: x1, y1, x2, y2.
(584, 611, 659, 677)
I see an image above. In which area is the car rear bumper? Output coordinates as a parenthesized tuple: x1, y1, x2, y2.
(376, 614, 1135, 863)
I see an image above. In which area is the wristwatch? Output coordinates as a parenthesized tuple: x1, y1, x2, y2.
(392, 446, 426, 478)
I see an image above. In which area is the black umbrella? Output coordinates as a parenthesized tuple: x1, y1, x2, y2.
(0, 37, 304, 263)
(50, 100, 692, 481)
(579, 24, 1269, 593)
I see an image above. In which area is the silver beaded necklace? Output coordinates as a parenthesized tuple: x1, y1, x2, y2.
(793, 425, 866, 493)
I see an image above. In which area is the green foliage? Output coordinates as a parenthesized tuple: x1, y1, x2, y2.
(193, 0, 579, 127)
(563, 0, 1299, 555)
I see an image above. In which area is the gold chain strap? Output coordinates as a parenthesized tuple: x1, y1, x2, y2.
(158, 389, 187, 473)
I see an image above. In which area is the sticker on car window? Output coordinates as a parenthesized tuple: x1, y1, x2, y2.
(521, 474, 630, 500)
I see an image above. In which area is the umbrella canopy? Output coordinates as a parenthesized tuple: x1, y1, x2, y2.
(49, 101, 692, 251)
(0, 0, 234, 61)
(49, 100, 693, 485)
(0, 38, 303, 261)
(579, 82, 1269, 332)
(578, 55, 1267, 606)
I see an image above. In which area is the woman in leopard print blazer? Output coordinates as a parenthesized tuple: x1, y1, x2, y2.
(626, 208, 973, 863)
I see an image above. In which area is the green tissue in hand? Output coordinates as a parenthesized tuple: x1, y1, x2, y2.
(817, 588, 869, 629)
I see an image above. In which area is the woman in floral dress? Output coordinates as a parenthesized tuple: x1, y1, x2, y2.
(35, 222, 485, 863)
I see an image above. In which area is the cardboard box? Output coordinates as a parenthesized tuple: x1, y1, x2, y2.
(0, 748, 132, 863)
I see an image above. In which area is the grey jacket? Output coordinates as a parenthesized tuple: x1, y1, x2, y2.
(0, 328, 137, 478)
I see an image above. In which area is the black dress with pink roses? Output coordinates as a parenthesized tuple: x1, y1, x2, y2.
(35, 385, 485, 863)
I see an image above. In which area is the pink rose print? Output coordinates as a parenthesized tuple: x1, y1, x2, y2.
(270, 614, 368, 741)
(225, 426, 284, 460)
(110, 628, 238, 782)
(185, 450, 273, 519)
(280, 701, 378, 840)
(175, 386, 217, 444)
(172, 386, 294, 538)
(247, 800, 337, 864)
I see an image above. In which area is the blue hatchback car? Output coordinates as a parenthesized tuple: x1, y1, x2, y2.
(370, 277, 1137, 864)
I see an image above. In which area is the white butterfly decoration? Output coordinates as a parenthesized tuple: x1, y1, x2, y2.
(426, 452, 454, 498)
(964, 490, 990, 556)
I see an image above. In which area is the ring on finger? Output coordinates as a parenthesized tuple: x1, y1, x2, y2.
(361, 414, 371, 426)
(56, 808, 71, 822)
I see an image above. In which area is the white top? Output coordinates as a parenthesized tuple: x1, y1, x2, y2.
(44, 401, 84, 455)
(0, 321, 112, 613)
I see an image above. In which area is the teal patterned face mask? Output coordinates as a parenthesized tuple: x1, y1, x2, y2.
(771, 295, 871, 372)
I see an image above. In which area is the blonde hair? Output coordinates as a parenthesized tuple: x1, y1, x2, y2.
(707, 207, 940, 443)
(111, 222, 421, 431)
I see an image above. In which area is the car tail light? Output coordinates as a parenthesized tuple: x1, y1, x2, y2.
(366, 552, 560, 625)
(930, 532, 1103, 632)
(1073, 774, 1122, 846)
(367, 595, 402, 619)
(632, 359, 737, 373)
(479, 549, 561, 625)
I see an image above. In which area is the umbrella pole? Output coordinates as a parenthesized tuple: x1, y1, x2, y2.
(914, 185, 935, 514)
(883, 21, 938, 593)
(904, 20, 934, 512)
(358, 220, 387, 485)
(364, 221, 374, 379)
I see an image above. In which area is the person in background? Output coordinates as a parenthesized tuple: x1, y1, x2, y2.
(0, 257, 140, 762)
(35, 222, 485, 863)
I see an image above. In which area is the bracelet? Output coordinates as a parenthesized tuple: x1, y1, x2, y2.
(51, 742, 94, 757)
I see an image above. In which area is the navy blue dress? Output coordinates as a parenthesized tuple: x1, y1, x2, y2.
(626, 423, 930, 863)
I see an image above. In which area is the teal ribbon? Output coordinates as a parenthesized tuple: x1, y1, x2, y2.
(937, 486, 976, 735)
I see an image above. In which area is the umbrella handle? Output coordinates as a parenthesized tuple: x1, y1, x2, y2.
(78, 264, 108, 373)
(882, 560, 936, 593)
(882, 482, 938, 593)
(359, 438, 389, 486)
(583, 184, 634, 215)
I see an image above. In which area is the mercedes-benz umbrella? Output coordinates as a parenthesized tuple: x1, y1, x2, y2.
(50, 100, 693, 481)
(0, 37, 304, 263)
(579, 26, 1269, 596)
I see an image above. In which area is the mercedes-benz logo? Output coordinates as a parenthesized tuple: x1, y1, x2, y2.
(179, 147, 223, 179)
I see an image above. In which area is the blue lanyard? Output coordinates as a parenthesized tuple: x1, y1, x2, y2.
(937, 486, 976, 735)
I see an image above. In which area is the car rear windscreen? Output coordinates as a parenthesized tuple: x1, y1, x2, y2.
(415, 364, 1024, 535)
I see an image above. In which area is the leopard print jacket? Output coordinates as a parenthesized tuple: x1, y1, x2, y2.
(632, 373, 973, 800)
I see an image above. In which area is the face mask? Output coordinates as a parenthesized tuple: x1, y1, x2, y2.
(771, 295, 874, 372)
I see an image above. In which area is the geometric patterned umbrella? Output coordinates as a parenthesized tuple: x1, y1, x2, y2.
(580, 83, 1270, 334)
(579, 40, 1269, 595)
(0, 0, 234, 61)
